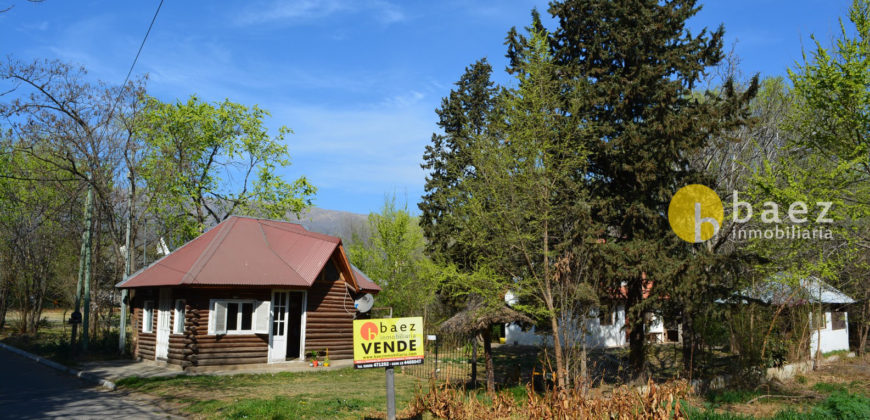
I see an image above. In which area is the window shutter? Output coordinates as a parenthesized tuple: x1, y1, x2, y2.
(214, 301, 227, 335)
(254, 300, 270, 334)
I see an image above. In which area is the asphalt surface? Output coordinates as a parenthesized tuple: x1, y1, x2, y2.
(0, 347, 176, 419)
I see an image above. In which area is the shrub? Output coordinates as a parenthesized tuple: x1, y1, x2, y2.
(409, 379, 691, 419)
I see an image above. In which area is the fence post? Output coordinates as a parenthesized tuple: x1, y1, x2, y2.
(434, 338, 439, 380)
(471, 335, 477, 388)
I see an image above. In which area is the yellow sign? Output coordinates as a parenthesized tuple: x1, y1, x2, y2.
(668, 184, 723, 243)
(353, 317, 424, 369)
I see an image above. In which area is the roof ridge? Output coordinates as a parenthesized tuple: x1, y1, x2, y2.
(116, 220, 223, 288)
(182, 217, 237, 284)
(257, 222, 316, 285)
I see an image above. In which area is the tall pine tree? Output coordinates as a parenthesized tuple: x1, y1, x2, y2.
(419, 60, 497, 268)
(543, 0, 758, 376)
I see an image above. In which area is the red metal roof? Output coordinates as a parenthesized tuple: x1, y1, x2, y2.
(117, 216, 371, 291)
(352, 266, 381, 293)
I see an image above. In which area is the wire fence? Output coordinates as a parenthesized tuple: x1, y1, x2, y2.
(403, 332, 481, 386)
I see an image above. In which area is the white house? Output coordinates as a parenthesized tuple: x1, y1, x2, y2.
(737, 275, 854, 357)
(502, 290, 674, 349)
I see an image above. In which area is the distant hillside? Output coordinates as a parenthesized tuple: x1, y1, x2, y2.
(285, 207, 370, 245)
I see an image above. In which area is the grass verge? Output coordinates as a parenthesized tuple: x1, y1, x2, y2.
(117, 367, 425, 419)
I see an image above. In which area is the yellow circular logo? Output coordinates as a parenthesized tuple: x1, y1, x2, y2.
(668, 184, 723, 243)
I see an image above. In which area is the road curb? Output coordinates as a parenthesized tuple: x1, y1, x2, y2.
(0, 342, 117, 391)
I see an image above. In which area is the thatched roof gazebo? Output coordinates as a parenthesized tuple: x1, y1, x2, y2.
(439, 297, 532, 390)
(440, 298, 533, 336)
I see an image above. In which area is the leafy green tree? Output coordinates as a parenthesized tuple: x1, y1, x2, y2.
(748, 0, 870, 357)
(138, 95, 316, 242)
(0, 141, 80, 333)
(347, 196, 440, 319)
(546, 0, 758, 377)
(455, 25, 599, 388)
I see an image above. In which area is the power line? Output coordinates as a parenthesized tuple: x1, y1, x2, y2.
(107, 0, 165, 120)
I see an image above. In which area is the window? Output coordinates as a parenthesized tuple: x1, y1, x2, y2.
(142, 300, 154, 333)
(832, 311, 847, 330)
(598, 305, 613, 326)
(173, 299, 186, 334)
(811, 311, 827, 330)
(210, 299, 270, 335)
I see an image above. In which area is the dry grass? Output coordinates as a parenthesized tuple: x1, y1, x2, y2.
(406, 379, 691, 419)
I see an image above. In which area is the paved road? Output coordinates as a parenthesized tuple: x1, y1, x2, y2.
(0, 347, 177, 419)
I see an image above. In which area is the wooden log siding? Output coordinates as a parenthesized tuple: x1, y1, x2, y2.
(177, 288, 270, 366)
(305, 259, 357, 360)
(131, 288, 270, 366)
(133, 292, 157, 360)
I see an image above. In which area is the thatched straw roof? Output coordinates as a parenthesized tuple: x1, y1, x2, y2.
(439, 297, 533, 336)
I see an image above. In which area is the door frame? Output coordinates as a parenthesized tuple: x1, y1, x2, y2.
(267, 290, 307, 362)
(268, 290, 289, 363)
(297, 291, 307, 361)
(155, 288, 171, 360)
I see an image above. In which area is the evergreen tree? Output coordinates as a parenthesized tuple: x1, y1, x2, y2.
(545, 0, 758, 376)
(419, 60, 497, 268)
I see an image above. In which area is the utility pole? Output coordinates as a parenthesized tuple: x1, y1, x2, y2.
(73, 183, 94, 351)
(119, 169, 134, 353)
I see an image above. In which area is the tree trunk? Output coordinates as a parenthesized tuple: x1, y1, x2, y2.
(482, 327, 495, 392)
(470, 334, 477, 388)
(627, 278, 646, 380)
(682, 312, 695, 377)
(549, 313, 567, 389)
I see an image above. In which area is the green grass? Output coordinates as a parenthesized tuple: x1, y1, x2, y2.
(813, 382, 850, 394)
(823, 350, 851, 358)
(687, 391, 870, 420)
(0, 314, 130, 367)
(705, 389, 765, 405)
(118, 367, 425, 419)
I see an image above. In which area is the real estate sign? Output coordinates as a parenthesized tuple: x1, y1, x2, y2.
(353, 317, 424, 369)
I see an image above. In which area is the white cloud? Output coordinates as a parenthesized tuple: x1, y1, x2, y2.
(235, 0, 405, 26)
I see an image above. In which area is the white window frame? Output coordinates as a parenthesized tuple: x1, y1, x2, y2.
(142, 300, 154, 333)
(173, 299, 186, 335)
(208, 299, 269, 335)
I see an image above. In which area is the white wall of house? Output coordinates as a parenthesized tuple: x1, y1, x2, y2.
(504, 306, 628, 349)
(809, 311, 850, 357)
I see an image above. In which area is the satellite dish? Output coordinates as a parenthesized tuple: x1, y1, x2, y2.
(354, 294, 374, 313)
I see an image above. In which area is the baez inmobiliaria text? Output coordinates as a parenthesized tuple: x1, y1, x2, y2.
(667, 184, 834, 244)
(731, 191, 833, 240)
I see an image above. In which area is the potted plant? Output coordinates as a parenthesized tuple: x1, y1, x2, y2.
(310, 350, 319, 367)
(323, 348, 330, 367)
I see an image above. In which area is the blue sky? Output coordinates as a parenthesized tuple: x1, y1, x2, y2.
(0, 0, 852, 215)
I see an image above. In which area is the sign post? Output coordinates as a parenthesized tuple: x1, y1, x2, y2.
(353, 317, 424, 420)
(385, 366, 396, 420)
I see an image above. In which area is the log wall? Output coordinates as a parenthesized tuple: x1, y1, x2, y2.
(304, 258, 357, 360)
(132, 288, 158, 360)
(131, 287, 270, 368)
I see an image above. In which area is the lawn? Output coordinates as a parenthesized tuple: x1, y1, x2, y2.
(0, 309, 129, 367)
(117, 367, 426, 419)
(686, 355, 870, 419)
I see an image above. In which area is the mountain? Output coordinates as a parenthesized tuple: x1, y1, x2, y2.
(285, 207, 370, 245)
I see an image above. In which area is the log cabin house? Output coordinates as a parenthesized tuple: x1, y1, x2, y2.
(116, 215, 380, 371)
